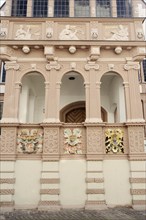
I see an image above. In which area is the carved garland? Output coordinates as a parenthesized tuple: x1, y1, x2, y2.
(105, 129, 124, 154)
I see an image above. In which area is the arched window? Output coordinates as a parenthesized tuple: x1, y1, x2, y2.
(11, 0, 27, 17)
(54, 0, 69, 17)
(74, 0, 90, 17)
(33, 0, 48, 17)
(116, 0, 132, 17)
(96, 0, 111, 17)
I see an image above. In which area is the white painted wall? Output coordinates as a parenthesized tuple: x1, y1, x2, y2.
(60, 160, 86, 208)
(103, 160, 131, 206)
(60, 72, 85, 109)
(14, 160, 42, 209)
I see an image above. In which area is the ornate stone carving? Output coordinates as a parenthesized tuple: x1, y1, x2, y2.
(64, 128, 82, 154)
(105, 129, 124, 154)
(87, 127, 103, 154)
(0, 21, 9, 38)
(59, 25, 79, 40)
(115, 46, 122, 54)
(105, 25, 129, 40)
(5, 61, 20, 70)
(14, 24, 41, 40)
(124, 62, 140, 70)
(70, 62, 76, 69)
(43, 128, 59, 154)
(46, 61, 61, 71)
(46, 22, 54, 39)
(17, 128, 43, 154)
(69, 46, 76, 54)
(0, 127, 17, 154)
(85, 62, 99, 71)
(128, 127, 144, 153)
(22, 46, 30, 54)
(91, 28, 98, 39)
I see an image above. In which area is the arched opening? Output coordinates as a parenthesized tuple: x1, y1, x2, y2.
(60, 101, 107, 123)
(100, 72, 126, 123)
(19, 72, 45, 123)
(60, 71, 85, 123)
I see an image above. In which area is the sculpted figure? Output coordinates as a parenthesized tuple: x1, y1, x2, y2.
(107, 25, 129, 40)
(15, 25, 31, 39)
(59, 25, 79, 40)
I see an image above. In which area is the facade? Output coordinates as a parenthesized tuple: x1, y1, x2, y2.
(0, 0, 146, 211)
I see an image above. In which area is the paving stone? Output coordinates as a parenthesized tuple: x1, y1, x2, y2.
(0, 207, 146, 220)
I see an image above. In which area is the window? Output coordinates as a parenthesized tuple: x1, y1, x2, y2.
(54, 0, 69, 17)
(33, 0, 48, 17)
(11, 0, 27, 17)
(96, 0, 111, 17)
(143, 60, 146, 81)
(74, 0, 90, 17)
(116, 0, 132, 17)
(0, 62, 6, 83)
(0, 102, 3, 120)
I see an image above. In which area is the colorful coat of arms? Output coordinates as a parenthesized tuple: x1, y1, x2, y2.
(64, 128, 82, 154)
(105, 129, 124, 154)
(17, 129, 43, 154)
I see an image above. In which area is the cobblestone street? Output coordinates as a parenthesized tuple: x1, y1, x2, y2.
(0, 207, 146, 220)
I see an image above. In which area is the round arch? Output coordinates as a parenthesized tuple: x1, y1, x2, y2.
(18, 68, 47, 83)
(58, 68, 87, 83)
(99, 70, 126, 83)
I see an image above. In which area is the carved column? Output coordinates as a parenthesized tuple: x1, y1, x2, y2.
(124, 62, 144, 122)
(2, 61, 20, 123)
(123, 82, 131, 122)
(5, 0, 12, 16)
(27, 0, 33, 17)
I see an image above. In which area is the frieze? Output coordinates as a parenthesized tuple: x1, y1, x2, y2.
(46, 21, 54, 39)
(105, 129, 124, 154)
(64, 129, 82, 154)
(17, 128, 43, 154)
(105, 25, 129, 40)
(14, 24, 41, 40)
(58, 24, 85, 40)
(5, 61, 20, 70)
(128, 127, 144, 153)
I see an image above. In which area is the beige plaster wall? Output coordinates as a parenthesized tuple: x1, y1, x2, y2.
(14, 160, 42, 209)
(60, 160, 86, 208)
(103, 160, 131, 206)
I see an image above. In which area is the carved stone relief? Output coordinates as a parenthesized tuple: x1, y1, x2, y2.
(0, 21, 9, 39)
(43, 128, 59, 154)
(14, 24, 41, 40)
(0, 127, 17, 154)
(128, 126, 144, 153)
(87, 127, 103, 154)
(17, 128, 43, 154)
(64, 128, 82, 154)
(46, 21, 54, 39)
(124, 62, 140, 71)
(105, 129, 124, 154)
(105, 25, 129, 40)
(58, 24, 85, 40)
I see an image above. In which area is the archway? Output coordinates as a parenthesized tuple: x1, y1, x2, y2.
(19, 72, 45, 123)
(100, 71, 126, 123)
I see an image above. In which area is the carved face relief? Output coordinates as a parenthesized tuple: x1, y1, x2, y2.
(64, 128, 82, 154)
(105, 129, 124, 154)
(17, 128, 43, 154)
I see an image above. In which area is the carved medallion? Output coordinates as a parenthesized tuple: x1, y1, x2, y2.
(64, 129, 82, 154)
(17, 128, 43, 154)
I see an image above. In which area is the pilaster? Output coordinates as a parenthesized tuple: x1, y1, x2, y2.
(27, 0, 33, 17)
(4, 0, 12, 16)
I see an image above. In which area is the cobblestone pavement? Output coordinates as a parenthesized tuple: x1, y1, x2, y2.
(0, 207, 146, 220)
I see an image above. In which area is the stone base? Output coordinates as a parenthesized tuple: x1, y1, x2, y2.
(132, 205, 146, 211)
(85, 201, 107, 210)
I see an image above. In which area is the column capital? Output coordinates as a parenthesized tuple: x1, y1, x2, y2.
(124, 62, 140, 71)
(5, 61, 20, 71)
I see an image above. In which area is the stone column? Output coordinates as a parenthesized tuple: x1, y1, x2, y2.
(2, 61, 20, 123)
(48, 0, 54, 17)
(111, 0, 117, 17)
(5, 0, 12, 16)
(56, 82, 61, 122)
(44, 82, 50, 121)
(70, 0, 74, 17)
(27, 0, 33, 17)
(84, 82, 90, 122)
(124, 63, 144, 122)
(123, 82, 131, 122)
(90, 0, 96, 17)
(14, 82, 22, 120)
